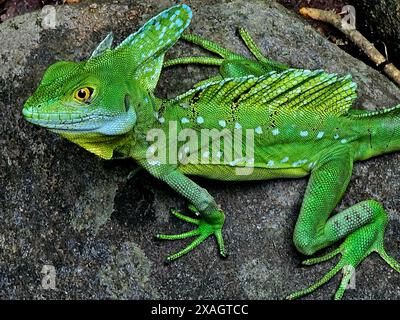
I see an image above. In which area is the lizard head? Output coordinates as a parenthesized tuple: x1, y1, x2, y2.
(22, 4, 192, 158)
(22, 57, 137, 136)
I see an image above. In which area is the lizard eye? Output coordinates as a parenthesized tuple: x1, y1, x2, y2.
(74, 87, 94, 103)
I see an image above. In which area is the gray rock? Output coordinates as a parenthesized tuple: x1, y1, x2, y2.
(1, 0, 400, 300)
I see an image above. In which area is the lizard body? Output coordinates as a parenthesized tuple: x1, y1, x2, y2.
(22, 5, 400, 299)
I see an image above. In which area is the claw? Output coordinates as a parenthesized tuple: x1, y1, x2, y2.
(156, 229, 201, 241)
(156, 207, 226, 262)
(166, 232, 210, 261)
(187, 204, 200, 215)
(302, 247, 341, 266)
(287, 228, 400, 300)
(378, 249, 400, 273)
(287, 260, 355, 300)
(286, 260, 343, 300)
(170, 208, 200, 225)
(215, 229, 226, 257)
(334, 265, 355, 300)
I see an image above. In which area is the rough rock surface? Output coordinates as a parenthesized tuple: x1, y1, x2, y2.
(1, 0, 400, 300)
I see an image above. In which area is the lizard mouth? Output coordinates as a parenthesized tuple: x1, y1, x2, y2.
(22, 103, 136, 136)
(22, 108, 114, 132)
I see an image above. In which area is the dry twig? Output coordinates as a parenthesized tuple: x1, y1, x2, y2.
(300, 7, 400, 87)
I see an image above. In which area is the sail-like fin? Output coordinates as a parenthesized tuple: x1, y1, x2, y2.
(174, 69, 358, 117)
(90, 32, 114, 58)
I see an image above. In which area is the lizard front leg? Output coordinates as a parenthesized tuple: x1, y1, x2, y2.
(287, 146, 400, 299)
(139, 161, 226, 261)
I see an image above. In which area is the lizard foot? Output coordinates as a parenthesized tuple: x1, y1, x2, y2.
(156, 205, 226, 262)
(286, 222, 400, 300)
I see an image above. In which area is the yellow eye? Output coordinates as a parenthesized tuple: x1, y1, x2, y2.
(74, 87, 93, 102)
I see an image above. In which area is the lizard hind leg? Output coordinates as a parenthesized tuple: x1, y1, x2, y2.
(288, 147, 400, 299)
(163, 33, 237, 69)
(164, 29, 289, 75)
(288, 199, 400, 300)
(236, 27, 288, 72)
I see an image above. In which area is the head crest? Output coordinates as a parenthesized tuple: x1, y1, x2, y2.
(89, 4, 192, 91)
(91, 32, 114, 58)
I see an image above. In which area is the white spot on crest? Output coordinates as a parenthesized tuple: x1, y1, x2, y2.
(292, 159, 308, 166)
(229, 158, 244, 166)
(148, 160, 161, 166)
(300, 130, 309, 137)
(181, 117, 190, 124)
(272, 128, 280, 136)
(317, 131, 325, 139)
(255, 126, 263, 134)
(218, 120, 226, 127)
(196, 116, 204, 124)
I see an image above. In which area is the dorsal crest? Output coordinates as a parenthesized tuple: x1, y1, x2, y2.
(175, 69, 358, 117)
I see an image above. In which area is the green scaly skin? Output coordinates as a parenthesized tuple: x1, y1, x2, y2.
(164, 28, 400, 299)
(22, 5, 400, 299)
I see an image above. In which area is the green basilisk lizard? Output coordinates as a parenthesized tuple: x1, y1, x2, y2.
(22, 4, 400, 299)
